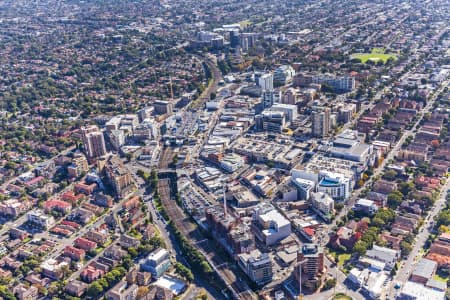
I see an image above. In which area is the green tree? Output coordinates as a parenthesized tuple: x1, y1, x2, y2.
(322, 278, 337, 291)
(436, 210, 450, 227)
(382, 170, 397, 181)
(127, 247, 138, 258)
(399, 182, 415, 196)
(372, 217, 385, 228)
(353, 240, 368, 256)
(387, 191, 403, 209)
(87, 282, 103, 298)
(400, 241, 412, 257)
(174, 262, 194, 282)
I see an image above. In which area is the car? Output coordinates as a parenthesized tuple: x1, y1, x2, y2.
(394, 283, 401, 289)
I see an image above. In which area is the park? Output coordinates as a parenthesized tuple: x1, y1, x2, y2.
(350, 48, 397, 64)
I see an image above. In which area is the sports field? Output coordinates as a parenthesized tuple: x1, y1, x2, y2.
(350, 48, 397, 64)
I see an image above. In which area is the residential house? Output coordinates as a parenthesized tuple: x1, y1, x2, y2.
(43, 199, 72, 214)
(119, 235, 140, 248)
(106, 281, 138, 300)
(372, 180, 397, 195)
(85, 228, 110, 245)
(64, 246, 86, 261)
(74, 237, 97, 251)
(81, 265, 105, 283)
(365, 245, 400, 270)
(13, 284, 38, 300)
(40, 259, 69, 280)
(65, 280, 88, 297)
(392, 214, 420, 235)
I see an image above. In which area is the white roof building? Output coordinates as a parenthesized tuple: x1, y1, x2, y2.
(399, 281, 445, 300)
(254, 204, 291, 246)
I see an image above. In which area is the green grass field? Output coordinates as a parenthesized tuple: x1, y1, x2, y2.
(332, 293, 352, 300)
(433, 274, 449, 283)
(337, 253, 351, 267)
(350, 48, 397, 64)
(328, 249, 351, 267)
(239, 20, 252, 27)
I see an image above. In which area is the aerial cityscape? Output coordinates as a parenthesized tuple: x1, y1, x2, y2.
(0, 0, 449, 299)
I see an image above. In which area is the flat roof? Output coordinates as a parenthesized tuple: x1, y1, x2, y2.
(259, 209, 290, 228)
(401, 281, 445, 300)
(412, 258, 437, 279)
(147, 248, 169, 262)
(153, 275, 186, 296)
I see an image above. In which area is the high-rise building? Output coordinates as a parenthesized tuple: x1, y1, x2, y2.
(258, 73, 274, 91)
(229, 29, 241, 48)
(238, 249, 273, 285)
(294, 244, 324, 291)
(102, 155, 133, 199)
(261, 90, 281, 109)
(312, 75, 355, 92)
(81, 125, 107, 159)
(153, 100, 173, 115)
(255, 111, 286, 133)
(311, 108, 330, 137)
(273, 65, 296, 85)
(271, 103, 298, 122)
(282, 88, 300, 105)
(137, 107, 154, 123)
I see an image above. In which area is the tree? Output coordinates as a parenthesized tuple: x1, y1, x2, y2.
(87, 282, 103, 298)
(399, 182, 414, 196)
(322, 278, 337, 291)
(372, 217, 385, 228)
(388, 191, 403, 209)
(98, 278, 109, 289)
(105, 272, 117, 286)
(127, 247, 138, 258)
(353, 240, 368, 256)
(436, 210, 450, 227)
(122, 256, 134, 270)
(174, 262, 194, 282)
(137, 286, 149, 299)
(374, 208, 396, 224)
(0, 285, 15, 300)
(200, 261, 213, 274)
(400, 241, 412, 257)
(383, 170, 397, 181)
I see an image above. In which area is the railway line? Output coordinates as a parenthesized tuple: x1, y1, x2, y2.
(157, 177, 256, 299)
(158, 147, 174, 169)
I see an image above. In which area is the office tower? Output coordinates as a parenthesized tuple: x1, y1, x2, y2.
(261, 90, 281, 109)
(230, 29, 241, 48)
(258, 73, 274, 91)
(311, 108, 330, 137)
(81, 125, 107, 159)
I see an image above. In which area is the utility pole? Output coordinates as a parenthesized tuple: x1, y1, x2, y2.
(169, 75, 174, 103)
(298, 259, 306, 300)
(223, 180, 227, 217)
(334, 264, 337, 297)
